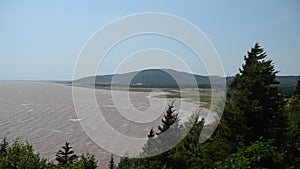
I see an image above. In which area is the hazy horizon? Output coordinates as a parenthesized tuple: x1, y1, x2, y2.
(1, 0, 299, 80)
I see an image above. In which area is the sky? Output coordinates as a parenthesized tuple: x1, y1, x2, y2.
(0, 0, 299, 80)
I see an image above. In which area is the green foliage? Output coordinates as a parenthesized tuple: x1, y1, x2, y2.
(117, 112, 205, 169)
(224, 139, 284, 169)
(0, 138, 98, 169)
(156, 107, 181, 156)
(170, 115, 205, 169)
(0, 139, 50, 169)
(76, 153, 98, 169)
(224, 43, 287, 147)
(0, 137, 8, 156)
(141, 102, 181, 158)
(141, 132, 159, 157)
(157, 103, 178, 134)
(285, 97, 300, 168)
(109, 155, 116, 169)
(117, 156, 132, 169)
(54, 153, 97, 169)
(148, 128, 155, 138)
(55, 142, 79, 167)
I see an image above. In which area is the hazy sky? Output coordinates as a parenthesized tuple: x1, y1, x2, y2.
(0, 0, 299, 80)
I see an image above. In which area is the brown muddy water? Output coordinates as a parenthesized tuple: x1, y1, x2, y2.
(0, 82, 213, 168)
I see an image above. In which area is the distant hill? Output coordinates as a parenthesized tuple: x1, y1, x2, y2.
(275, 76, 299, 95)
(73, 69, 298, 94)
(73, 69, 221, 88)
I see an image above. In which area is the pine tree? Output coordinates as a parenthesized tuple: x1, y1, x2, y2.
(148, 128, 155, 138)
(141, 128, 159, 157)
(0, 139, 51, 168)
(77, 153, 98, 169)
(172, 114, 204, 168)
(156, 102, 181, 153)
(0, 137, 8, 156)
(286, 96, 300, 168)
(117, 156, 133, 169)
(141, 102, 180, 157)
(109, 154, 115, 169)
(55, 142, 79, 166)
(296, 76, 300, 97)
(223, 43, 287, 147)
(285, 78, 300, 168)
(157, 103, 178, 134)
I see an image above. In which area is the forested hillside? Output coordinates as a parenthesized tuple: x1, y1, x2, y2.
(73, 69, 298, 95)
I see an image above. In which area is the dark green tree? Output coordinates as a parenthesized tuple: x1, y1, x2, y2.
(156, 102, 182, 158)
(285, 95, 300, 168)
(223, 139, 284, 169)
(141, 102, 180, 157)
(55, 142, 79, 167)
(148, 128, 155, 138)
(198, 43, 289, 168)
(0, 137, 98, 169)
(157, 103, 178, 134)
(223, 43, 287, 147)
(169, 113, 205, 169)
(296, 76, 300, 97)
(0, 139, 51, 169)
(117, 156, 133, 169)
(141, 128, 159, 157)
(109, 154, 115, 169)
(75, 153, 98, 169)
(0, 137, 8, 156)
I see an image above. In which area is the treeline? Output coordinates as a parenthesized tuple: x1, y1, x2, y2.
(0, 139, 98, 169)
(115, 43, 300, 169)
(0, 43, 299, 169)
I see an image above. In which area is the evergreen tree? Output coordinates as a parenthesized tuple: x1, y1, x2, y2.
(285, 95, 300, 168)
(0, 138, 98, 169)
(296, 76, 300, 97)
(76, 153, 98, 169)
(157, 103, 178, 134)
(141, 128, 159, 157)
(55, 142, 79, 167)
(223, 139, 284, 169)
(141, 103, 180, 157)
(169, 114, 205, 169)
(0, 137, 8, 156)
(117, 156, 133, 169)
(109, 154, 115, 169)
(0, 139, 50, 169)
(148, 128, 155, 138)
(223, 43, 287, 146)
(156, 102, 182, 157)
